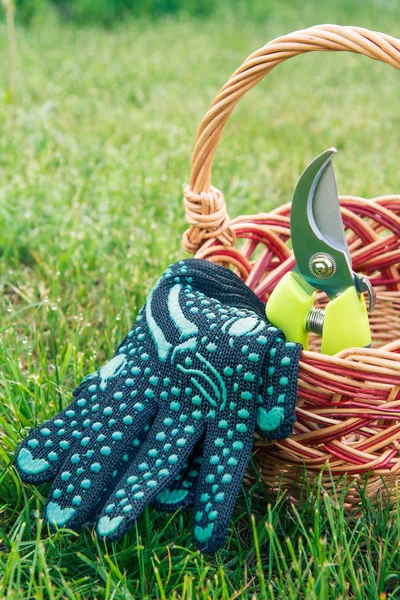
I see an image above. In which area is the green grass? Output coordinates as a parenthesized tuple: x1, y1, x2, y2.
(1, 1, 400, 597)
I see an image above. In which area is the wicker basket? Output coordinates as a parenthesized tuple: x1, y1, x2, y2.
(182, 24, 400, 507)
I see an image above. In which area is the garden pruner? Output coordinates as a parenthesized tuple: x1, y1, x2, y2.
(266, 148, 376, 355)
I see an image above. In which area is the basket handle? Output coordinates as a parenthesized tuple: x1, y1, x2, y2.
(182, 24, 400, 253)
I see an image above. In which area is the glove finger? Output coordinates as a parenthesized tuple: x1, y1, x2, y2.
(96, 412, 204, 541)
(192, 418, 256, 553)
(44, 400, 157, 530)
(14, 322, 158, 484)
(84, 423, 165, 527)
(14, 397, 91, 485)
(256, 337, 301, 441)
(14, 349, 134, 483)
(153, 439, 203, 512)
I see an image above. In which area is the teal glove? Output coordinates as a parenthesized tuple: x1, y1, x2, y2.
(15, 259, 300, 552)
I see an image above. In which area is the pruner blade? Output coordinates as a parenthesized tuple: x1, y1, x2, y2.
(290, 148, 373, 304)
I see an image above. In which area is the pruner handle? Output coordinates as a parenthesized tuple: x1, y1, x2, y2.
(266, 272, 372, 354)
(321, 287, 371, 355)
(266, 272, 315, 350)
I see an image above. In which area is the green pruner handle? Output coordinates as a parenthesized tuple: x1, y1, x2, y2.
(321, 286, 371, 355)
(266, 271, 315, 350)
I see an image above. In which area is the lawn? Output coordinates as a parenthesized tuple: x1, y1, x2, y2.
(1, 0, 400, 598)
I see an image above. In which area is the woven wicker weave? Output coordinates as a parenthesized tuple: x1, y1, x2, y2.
(182, 25, 400, 506)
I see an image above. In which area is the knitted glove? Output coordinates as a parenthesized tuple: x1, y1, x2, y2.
(15, 259, 300, 552)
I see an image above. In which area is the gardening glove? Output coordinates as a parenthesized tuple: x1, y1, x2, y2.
(15, 258, 301, 553)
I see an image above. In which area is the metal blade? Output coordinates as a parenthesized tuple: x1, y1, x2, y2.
(290, 148, 355, 299)
(311, 157, 350, 259)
